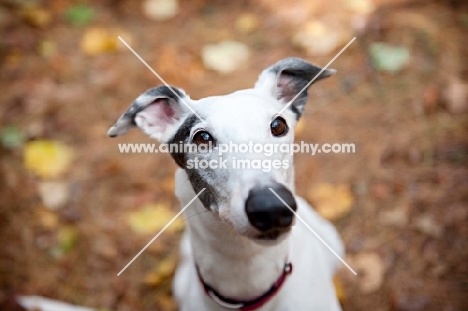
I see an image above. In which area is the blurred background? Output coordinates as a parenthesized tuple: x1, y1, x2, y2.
(1, 0, 467, 310)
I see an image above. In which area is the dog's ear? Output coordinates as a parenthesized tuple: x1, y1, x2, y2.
(107, 85, 191, 142)
(254, 57, 335, 119)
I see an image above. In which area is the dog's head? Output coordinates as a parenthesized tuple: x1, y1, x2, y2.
(108, 58, 334, 243)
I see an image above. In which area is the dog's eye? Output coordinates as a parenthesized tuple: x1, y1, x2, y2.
(193, 131, 214, 145)
(270, 117, 288, 137)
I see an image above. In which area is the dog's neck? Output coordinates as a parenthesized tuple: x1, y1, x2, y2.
(175, 169, 290, 299)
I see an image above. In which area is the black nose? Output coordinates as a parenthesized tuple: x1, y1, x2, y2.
(245, 185, 297, 232)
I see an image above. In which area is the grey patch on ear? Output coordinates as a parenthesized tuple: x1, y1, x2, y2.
(269, 57, 336, 119)
(107, 86, 185, 138)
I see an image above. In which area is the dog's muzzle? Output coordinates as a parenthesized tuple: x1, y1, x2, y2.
(245, 184, 297, 236)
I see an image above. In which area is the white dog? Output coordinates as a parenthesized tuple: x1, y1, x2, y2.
(108, 58, 344, 310)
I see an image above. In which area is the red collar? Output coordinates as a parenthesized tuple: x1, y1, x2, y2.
(196, 261, 293, 311)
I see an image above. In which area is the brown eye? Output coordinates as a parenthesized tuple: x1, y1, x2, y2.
(193, 131, 214, 145)
(270, 117, 288, 137)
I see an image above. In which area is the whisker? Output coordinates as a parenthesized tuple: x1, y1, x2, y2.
(186, 210, 211, 220)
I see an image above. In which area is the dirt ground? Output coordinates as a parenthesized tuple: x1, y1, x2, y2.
(1, 0, 467, 310)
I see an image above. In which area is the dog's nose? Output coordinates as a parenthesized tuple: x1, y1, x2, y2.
(245, 185, 297, 232)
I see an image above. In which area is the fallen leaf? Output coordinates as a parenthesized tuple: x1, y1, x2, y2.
(144, 256, 177, 286)
(38, 182, 70, 210)
(202, 41, 249, 73)
(307, 183, 354, 220)
(334, 276, 345, 303)
(81, 28, 118, 55)
(57, 226, 78, 255)
(143, 0, 179, 21)
(128, 203, 184, 235)
(379, 208, 408, 227)
(156, 294, 177, 311)
(370, 43, 410, 72)
(92, 235, 118, 260)
(65, 4, 95, 26)
(423, 84, 439, 114)
(39, 40, 57, 58)
(295, 119, 306, 137)
(443, 80, 468, 114)
(345, 0, 375, 15)
(24, 141, 74, 179)
(1, 126, 24, 149)
(292, 21, 350, 56)
(235, 13, 260, 34)
(413, 214, 442, 237)
(371, 182, 390, 199)
(349, 253, 385, 294)
(37, 208, 59, 229)
(20, 6, 52, 28)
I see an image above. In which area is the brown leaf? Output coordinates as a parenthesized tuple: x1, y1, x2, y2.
(443, 80, 468, 114)
(307, 183, 354, 220)
(349, 253, 385, 294)
(128, 203, 184, 235)
(144, 256, 177, 286)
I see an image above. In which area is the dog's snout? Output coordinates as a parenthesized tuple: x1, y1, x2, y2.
(245, 185, 297, 232)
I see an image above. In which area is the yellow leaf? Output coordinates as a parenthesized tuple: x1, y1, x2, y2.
(144, 256, 177, 286)
(21, 7, 52, 28)
(81, 28, 118, 55)
(37, 208, 59, 229)
(307, 183, 354, 220)
(128, 203, 184, 235)
(334, 276, 345, 303)
(235, 13, 260, 34)
(57, 226, 78, 254)
(295, 118, 306, 137)
(24, 141, 74, 179)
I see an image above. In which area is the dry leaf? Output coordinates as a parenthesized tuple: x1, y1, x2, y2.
(292, 22, 351, 56)
(235, 13, 260, 34)
(443, 80, 468, 114)
(39, 40, 57, 58)
(345, 0, 375, 15)
(379, 208, 408, 227)
(334, 276, 346, 303)
(202, 41, 249, 73)
(81, 28, 118, 55)
(370, 43, 410, 72)
(37, 209, 59, 229)
(57, 226, 78, 254)
(144, 256, 177, 286)
(128, 203, 184, 235)
(38, 182, 70, 210)
(143, 0, 179, 21)
(349, 253, 385, 294)
(307, 183, 354, 220)
(295, 119, 306, 137)
(413, 214, 442, 238)
(24, 141, 74, 179)
(21, 7, 52, 28)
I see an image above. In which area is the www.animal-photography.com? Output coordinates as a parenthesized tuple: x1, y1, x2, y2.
(1, 0, 467, 310)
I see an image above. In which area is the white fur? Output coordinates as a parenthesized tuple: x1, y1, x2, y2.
(171, 82, 343, 310)
(173, 169, 344, 311)
(109, 58, 344, 310)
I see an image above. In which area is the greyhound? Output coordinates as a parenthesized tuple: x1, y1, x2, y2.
(108, 58, 344, 311)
